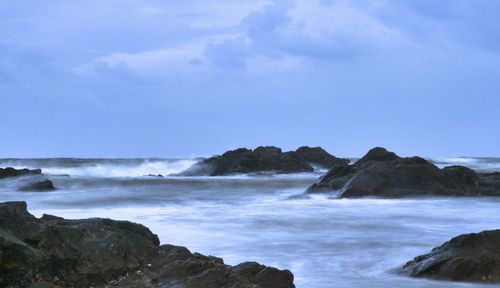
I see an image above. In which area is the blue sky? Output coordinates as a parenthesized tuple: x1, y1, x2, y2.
(1, 0, 499, 158)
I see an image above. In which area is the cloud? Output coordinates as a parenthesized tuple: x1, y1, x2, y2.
(75, 0, 406, 77)
(240, 1, 404, 61)
(204, 37, 252, 70)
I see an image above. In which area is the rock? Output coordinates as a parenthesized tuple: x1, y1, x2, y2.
(179, 146, 314, 176)
(17, 180, 55, 192)
(0, 167, 56, 192)
(306, 147, 500, 197)
(401, 229, 500, 283)
(0, 167, 41, 179)
(145, 174, 163, 178)
(0, 201, 295, 288)
(294, 146, 349, 169)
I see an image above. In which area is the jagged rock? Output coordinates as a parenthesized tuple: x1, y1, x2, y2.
(401, 229, 500, 283)
(294, 146, 349, 169)
(0, 202, 295, 288)
(179, 146, 314, 176)
(306, 147, 500, 197)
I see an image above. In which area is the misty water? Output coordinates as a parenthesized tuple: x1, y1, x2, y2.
(1, 157, 500, 288)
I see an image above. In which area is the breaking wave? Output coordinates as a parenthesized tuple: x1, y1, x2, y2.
(0, 159, 198, 177)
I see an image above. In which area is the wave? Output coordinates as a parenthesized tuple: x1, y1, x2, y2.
(0, 159, 198, 178)
(432, 157, 500, 172)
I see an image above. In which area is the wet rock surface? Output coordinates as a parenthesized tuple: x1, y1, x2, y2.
(401, 229, 500, 283)
(179, 146, 344, 176)
(0, 201, 295, 288)
(307, 147, 500, 197)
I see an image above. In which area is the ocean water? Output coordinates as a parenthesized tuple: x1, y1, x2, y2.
(1, 157, 500, 288)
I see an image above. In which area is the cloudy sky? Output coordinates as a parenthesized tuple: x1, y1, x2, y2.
(1, 0, 499, 158)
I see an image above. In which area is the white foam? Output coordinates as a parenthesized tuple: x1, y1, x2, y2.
(42, 160, 197, 177)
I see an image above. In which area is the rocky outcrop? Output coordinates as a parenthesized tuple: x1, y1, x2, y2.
(0, 167, 42, 179)
(306, 147, 500, 197)
(179, 146, 345, 176)
(0, 167, 56, 192)
(179, 146, 314, 176)
(0, 201, 295, 288)
(401, 229, 500, 283)
(294, 146, 349, 169)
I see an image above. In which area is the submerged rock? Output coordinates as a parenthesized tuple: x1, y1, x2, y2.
(401, 229, 500, 283)
(17, 179, 55, 192)
(0, 201, 295, 288)
(306, 147, 500, 197)
(179, 146, 345, 176)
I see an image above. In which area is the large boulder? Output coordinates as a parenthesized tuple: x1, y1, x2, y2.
(179, 146, 314, 176)
(401, 229, 500, 283)
(0, 202, 295, 288)
(306, 147, 500, 197)
(294, 146, 349, 169)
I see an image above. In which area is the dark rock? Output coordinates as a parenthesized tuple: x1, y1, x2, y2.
(179, 146, 314, 176)
(0, 167, 41, 179)
(401, 229, 500, 283)
(17, 180, 55, 192)
(0, 201, 295, 288)
(294, 146, 349, 169)
(145, 174, 163, 178)
(355, 147, 398, 166)
(306, 147, 500, 197)
(0, 167, 56, 192)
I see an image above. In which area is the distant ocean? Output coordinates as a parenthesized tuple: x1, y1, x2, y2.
(1, 157, 500, 288)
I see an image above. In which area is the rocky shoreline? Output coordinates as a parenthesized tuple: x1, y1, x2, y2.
(0, 201, 295, 288)
(3, 147, 500, 286)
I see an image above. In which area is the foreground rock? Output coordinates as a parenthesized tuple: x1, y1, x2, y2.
(179, 146, 344, 176)
(401, 229, 500, 283)
(307, 147, 500, 197)
(0, 201, 295, 288)
(0, 167, 55, 192)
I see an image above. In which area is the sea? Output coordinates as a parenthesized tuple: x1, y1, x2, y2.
(1, 156, 500, 288)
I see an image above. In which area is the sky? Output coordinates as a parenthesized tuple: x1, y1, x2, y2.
(1, 0, 499, 158)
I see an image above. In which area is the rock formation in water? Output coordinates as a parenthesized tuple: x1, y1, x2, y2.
(0, 167, 55, 192)
(306, 147, 500, 197)
(401, 229, 500, 283)
(0, 201, 295, 288)
(0, 168, 42, 179)
(179, 146, 345, 176)
(293, 146, 349, 168)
